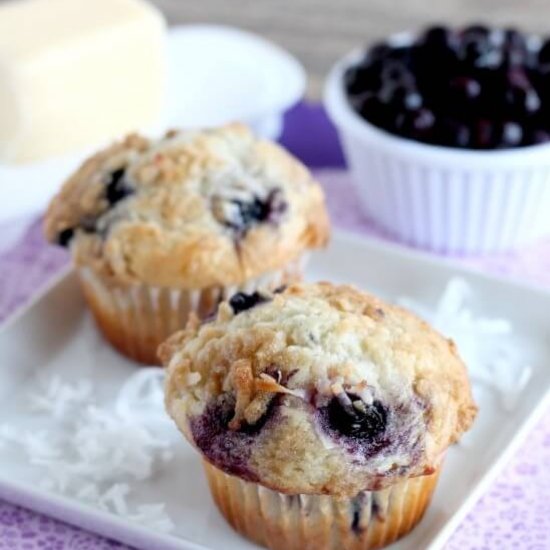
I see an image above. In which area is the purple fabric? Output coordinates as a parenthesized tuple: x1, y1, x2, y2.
(1, 104, 550, 549)
(280, 102, 346, 168)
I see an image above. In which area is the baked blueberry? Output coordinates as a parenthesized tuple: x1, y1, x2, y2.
(56, 227, 75, 247)
(236, 197, 265, 227)
(326, 393, 387, 439)
(223, 188, 288, 234)
(265, 188, 288, 223)
(238, 395, 280, 435)
(189, 396, 257, 481)
(229, 291, 270, 314)
(105, 168, 133, 206)
(350, 492, 367, 534)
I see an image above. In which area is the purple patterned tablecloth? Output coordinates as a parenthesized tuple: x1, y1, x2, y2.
(1, 104, 550, 549)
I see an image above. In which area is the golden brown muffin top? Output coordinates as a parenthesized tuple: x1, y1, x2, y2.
(44, 124, 329, 288)
(162, 282, 477, 496)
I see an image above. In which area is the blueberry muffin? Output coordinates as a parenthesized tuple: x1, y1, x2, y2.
(44, 124, 329, 364)
(161, 282, 477, 550)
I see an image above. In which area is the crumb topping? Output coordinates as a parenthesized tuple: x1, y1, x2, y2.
(44, 124, 329, 288)
(163, 282, 477, 495)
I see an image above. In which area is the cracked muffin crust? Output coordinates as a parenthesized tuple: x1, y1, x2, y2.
(162, 282, 477, 497)
(44, 123, 329, 289)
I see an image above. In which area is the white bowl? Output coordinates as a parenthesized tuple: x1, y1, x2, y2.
(324, 47, 550, 254)
(161, 24, 306, 140)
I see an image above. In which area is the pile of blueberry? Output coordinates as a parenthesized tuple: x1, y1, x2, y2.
(344, 25, 550, 149)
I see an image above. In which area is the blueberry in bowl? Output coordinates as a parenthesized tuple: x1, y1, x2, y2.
(324, 24, 550, 254)
(344, 25, 550, 150)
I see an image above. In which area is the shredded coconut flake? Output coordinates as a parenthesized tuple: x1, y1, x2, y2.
(400, 277, 533, 411)
(76, 482, 101, 503)
(0, 424, 20, 445)
(98, 483, 131, 515)
(114, 368, 174, 431)
(1, 374, 176, 533)
(28, 376, 93, 418)
(126, 503, 175, 533)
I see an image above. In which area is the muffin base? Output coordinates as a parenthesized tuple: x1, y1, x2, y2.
(77, 255, 307, 365)
(203, 461, 440, 550)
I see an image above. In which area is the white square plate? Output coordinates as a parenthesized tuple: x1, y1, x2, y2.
(1, 231, 549, 550)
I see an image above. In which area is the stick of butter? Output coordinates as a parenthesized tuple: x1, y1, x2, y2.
(0, 0, 165, 164)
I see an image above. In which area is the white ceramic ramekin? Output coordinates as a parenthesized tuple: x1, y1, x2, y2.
(324, 48, 550, 254)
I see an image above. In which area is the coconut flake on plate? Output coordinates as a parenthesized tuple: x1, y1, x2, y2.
(1, 374, 176, 532)
(28, 376, 93, 418)
(114, 367, 175, 432)
(126, 503, 175, 533)
(399, 277, 533, 411)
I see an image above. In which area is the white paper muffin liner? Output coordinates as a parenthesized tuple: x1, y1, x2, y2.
(325, 47, 550, 254)
(203, 461, 440, 550)
(77, 254, 308, 365)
